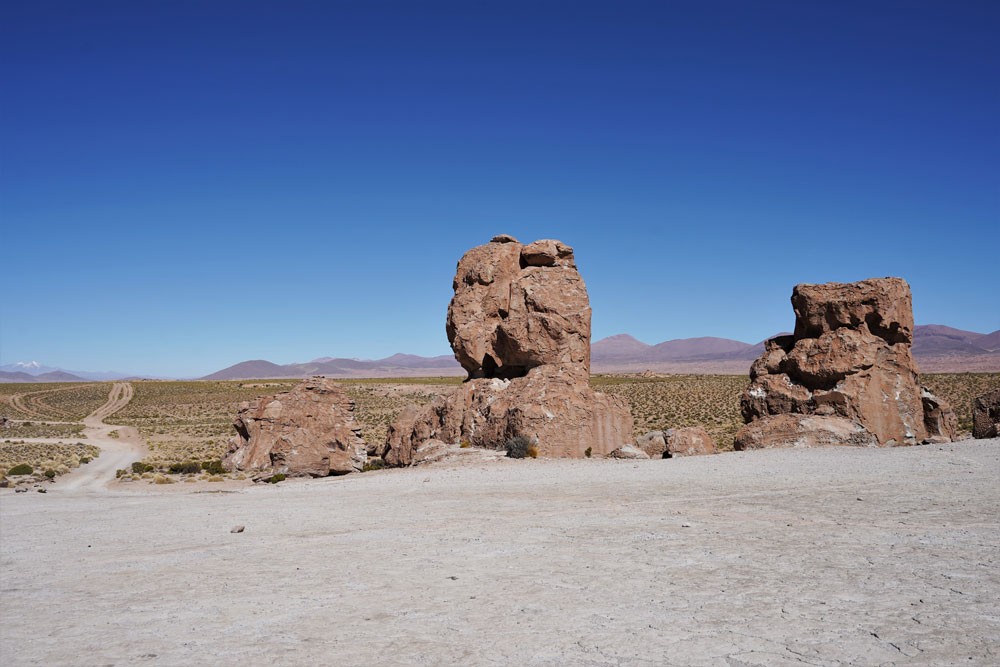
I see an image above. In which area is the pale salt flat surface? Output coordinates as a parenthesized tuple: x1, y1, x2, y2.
(2, 440, 999, 666)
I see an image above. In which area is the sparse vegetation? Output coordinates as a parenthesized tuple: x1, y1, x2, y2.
(585, 446, 592, 458)
(362, 458, 385, 472)
(594, 374, 748, 450)
(0, 382, 111, 421)
(9, 463, 34, 475)
(268, 473, 286, 484)
(3, 422, 85, 440)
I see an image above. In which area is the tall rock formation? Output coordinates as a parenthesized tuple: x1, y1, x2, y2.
(223, 377, 367, 477)
(736, 277, 957, 449)
(381, 235, 633, 464)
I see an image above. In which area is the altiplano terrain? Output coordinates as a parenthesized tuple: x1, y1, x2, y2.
(2, 440, 998, 665)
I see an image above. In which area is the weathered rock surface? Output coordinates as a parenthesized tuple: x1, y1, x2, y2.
(737, 278, 957, 448)
(735, 414, 880, 450)
(972, 389, 1000, 439)
(224, 377, 366, 477)
(637, 427, 718, 458)
(608, 443, 650, 460)
(384, 236, 633, 463)
(385, 366, 633, 465)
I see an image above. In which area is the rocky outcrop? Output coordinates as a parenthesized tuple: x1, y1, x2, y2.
(972, 389, 1000, 439)
(383, 236, 633, 464)
(734, 414, 879, 450)
(736, 278, 957, 449)
(636, 427, 718, 458)
(224, 377, 366, 477)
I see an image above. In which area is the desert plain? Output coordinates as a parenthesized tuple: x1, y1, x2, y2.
(1, 376, 999, 665)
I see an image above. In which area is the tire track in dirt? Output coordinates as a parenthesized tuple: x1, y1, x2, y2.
(7, 384, 102, 420)
(57, 383, 146, 492)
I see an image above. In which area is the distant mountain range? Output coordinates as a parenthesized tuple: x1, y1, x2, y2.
(590, 325, 1000, 374)
(199, 354, 464, 380)
(2, 324, 997, 383)
(0, 361, 132, 383)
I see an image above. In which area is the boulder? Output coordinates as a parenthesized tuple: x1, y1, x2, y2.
(636, 427, 718, 458)
(608, 443, 650, 460)
(972, 389, 1000, 439)
(385, 366, 633, 464)
(734, 414, 879, 450)
(664, 426, 718, 457)
(736, 278, 957, 448)
(223, 377, 367, 477)
(636, 430, 667, 458)
(384, 236, 634, 464)
(921, 389, 958, 442)
(445, 235, 590, 380)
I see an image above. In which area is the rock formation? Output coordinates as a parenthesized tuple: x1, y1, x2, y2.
(736, 278, 957, 449)
(972, 389, 1000, 439)
(637, 426, 718, 458)
(224, 377, 367, 477)
(381, 235, 633, 464)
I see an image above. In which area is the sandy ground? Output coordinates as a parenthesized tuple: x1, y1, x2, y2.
(1, 441, 998, 666)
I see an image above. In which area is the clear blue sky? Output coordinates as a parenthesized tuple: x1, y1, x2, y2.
(2, 1, 997, 377)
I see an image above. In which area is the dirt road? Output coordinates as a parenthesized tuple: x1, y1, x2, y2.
(2, 439, 998, 665)
(56, 382, 145, 492)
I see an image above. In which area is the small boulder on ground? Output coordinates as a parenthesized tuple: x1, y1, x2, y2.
(608, 444, 650, 460)
(972, 389, 1000, 439)
(734, 414, 879, 450)
(637, 426, 718, 458)
(223, 376, 367, 477)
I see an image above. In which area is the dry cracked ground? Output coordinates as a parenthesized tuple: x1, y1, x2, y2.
(1, 440, 999, 666)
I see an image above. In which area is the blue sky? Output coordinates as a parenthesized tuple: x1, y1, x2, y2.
(1, 1, 997, 377)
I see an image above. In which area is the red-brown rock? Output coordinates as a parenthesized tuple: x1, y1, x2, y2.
(734, 414, 879, 450)
(385, 367, 633, 464)
(972, 389, 1000, 439)
(384, 236, 633, 463)
(737, 278, 957, 448)
(224, 377, 367, 477)
(636, 427, 718, 458)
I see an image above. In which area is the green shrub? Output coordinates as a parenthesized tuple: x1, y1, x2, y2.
(268, 473, 286, 484)
(80, 457, 91, 464)
(131, 461, 146, 474)
(116, 468, 127, 478)
(459, 440, 471, 448)
(505, 436, 534, 459)
(201, 460, 225, 475)
(9, 464, 33, 475)
(362, 459, 385, 472)
(585, 447, 592, 458)
(44, 469, 56, 479)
